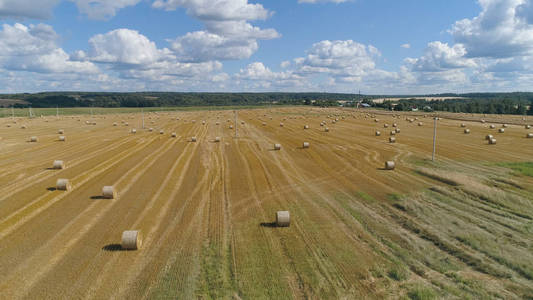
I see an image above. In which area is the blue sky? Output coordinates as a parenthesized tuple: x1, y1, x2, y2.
(0, 0, 532, 94)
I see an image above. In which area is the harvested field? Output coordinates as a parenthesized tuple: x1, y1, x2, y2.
(0, 107, 532, 299)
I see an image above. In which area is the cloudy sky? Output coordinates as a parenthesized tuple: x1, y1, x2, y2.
(0, 0, 532, 94)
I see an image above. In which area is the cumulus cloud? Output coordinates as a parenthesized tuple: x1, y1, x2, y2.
(0, 0, 60, 19)
(72, 0, 141, 20)
(168, 21, 279, 62)
(82, 29, 168, 65)
(298, 0, 350, 3)
(0, 0, 140, 20)
(292, 40, 381, 83)
(0, 23, 98, 74)
(450, 0, 533, 58)
(152, 0, 271, 21)
(406, 41, 476, 72)
(154, 0, 279, 62)
(401, 43, 411, 49)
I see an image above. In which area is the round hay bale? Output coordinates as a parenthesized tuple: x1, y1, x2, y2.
(499, 128, 505, 133)
(324, 127, 329, 132)
(215, 136, 221, 142)
(280, 123, 284, 127)
(30, 136, 38, 142)
(121, 230, 142, 250)
(274, 143, 281, 150)
(418, 122, 423, 126)
(191, 137, 197, 142)
(59, 135, 66, 141)
(385, 161, 395, 170)
(53, 160, 65, 169)
(113, 122, 118, 126)
(302, 142, 310, 148)
(216, 121, 220, 125)
(56, 179, 71, 191)
(202, 121, 206, 125)
(460, 123, 466, 127)
(389, 137, 396, 143)
(304, 125, 309, 129)
(58, 129, 64, 134)
(527, 133, 533, 138)
(384, 124, 389, 128)
(149, 128, 153, 132)
(320, 123, 324, 127)
(526, 125, 531, 129)
(160, 130, 164, 134)
(241, 121, 245, 125)
(481, 119, 486, 123)
(276, 211, 290, 227)
(92, 122, 97, 125)
(125, 122, 129, 126)
(464, 129, 470, 134)
(375, 130, 381, 136)
(374, 119, 379, 122)
(393, 123, 397, 127)
(395, 128, 401, 133)
(262, 122, 266, 126)
(229, 125, 233, 129)
(171, 132, 177, 138)
(486, 134, 494, 140)
(502, 124, 508, 128)
(131, 129, 137, 134)
(489, 138, 497, 145)
(6, 124, 11, 127)
(490, 124, 495, 129)
(102, 186, 116, 199)
(86, 121, 90, 124)
(390, 130, 396, 136)
(21, 125, 27, 129)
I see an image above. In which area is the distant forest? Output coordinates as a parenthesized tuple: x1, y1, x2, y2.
(373, 93, 533, 115)
(0, 92, 351, 108)
(1, 91, 533, 115)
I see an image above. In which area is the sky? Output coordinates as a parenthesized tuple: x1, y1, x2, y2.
(0, 0, 532, 94)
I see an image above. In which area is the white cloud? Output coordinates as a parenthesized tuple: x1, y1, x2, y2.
(298, 0, 350, 3)
(84, 28, 168, 65)
(292, 40, 380, 82)
(152, 0, 271, 21)
(401, 43, 411, 49)
(71, 0, 141, 20)
(0, 23, 98, 74)
(406, 41, 477, 72)
(168, 21, 279, 62)
(0, 0, 60, 19)
(450, 0, 533, 58)
(0, 0, 140, 20)
(154, 0, 279, 62)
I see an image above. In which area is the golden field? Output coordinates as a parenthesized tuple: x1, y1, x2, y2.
(0, 107, 532, 299)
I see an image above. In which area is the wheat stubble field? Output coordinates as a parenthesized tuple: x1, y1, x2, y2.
(0, 107, 532, 299)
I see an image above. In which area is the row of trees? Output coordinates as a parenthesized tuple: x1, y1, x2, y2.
(375, 97, 533, 115)
(2, 92, 355, 108)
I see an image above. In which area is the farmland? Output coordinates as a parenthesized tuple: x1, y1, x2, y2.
(0, 107, 532, 299)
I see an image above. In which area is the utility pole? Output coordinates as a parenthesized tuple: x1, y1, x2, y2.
(234, 110, 238, 138)
(141, 107, 145, 129)
(432, 116, 438, 161)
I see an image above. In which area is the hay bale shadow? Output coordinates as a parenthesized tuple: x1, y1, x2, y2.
(91, 195, 106, 200)
(47, 187, 57, 191)
(260, 222, 277, 228)
(102, 244, 125, 252)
